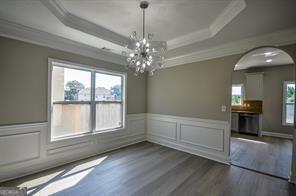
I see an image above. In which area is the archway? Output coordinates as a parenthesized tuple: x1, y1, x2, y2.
(228, 45, 296, 183)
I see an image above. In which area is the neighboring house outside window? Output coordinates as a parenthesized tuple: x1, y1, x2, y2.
(232, 84, 244, 105)
(49, 59, 126, 141)
(283, 81, 295, 126)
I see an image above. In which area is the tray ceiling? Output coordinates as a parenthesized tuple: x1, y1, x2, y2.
(0, 0, 296, 67)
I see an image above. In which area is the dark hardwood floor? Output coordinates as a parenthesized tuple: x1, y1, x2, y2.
(231, 132, 293, 179)
(1, 141, 295, 196)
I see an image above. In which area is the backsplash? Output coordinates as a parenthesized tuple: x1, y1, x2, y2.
(232, 100, 262, 113)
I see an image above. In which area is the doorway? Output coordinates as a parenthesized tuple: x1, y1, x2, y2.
(229, 47, 295, 179)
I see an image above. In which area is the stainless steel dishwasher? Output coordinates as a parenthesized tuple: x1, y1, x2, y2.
(239, 113, 259, 135)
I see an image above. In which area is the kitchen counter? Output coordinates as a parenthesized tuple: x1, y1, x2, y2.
(232, 110, 262, 114)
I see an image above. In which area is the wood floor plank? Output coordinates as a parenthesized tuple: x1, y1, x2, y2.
(0, 141, 295, 196)
(230, 133, 293, 179)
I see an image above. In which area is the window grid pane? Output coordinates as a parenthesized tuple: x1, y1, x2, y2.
(232, 85, 243, 105)
(96, 103, 122, 131)
(285, 103, 294, 124)
(52, 66, 91, 102)
(51, 62, 125, 140)
(52, 104, 91, 139)
(95, 72, 123, 130)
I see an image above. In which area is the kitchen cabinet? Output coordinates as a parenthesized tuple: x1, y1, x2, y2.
(245, 73, 263, 100)
(231, 112, 239, 132)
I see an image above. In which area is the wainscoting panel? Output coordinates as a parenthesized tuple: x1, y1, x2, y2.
(0, 132, 40, 166)
(146, 113, 230, 164)
(0, 113, 231, 182)
(146, 119, 177, 141)
(179, 124, 224, 152)
(0, 113, 146, 182)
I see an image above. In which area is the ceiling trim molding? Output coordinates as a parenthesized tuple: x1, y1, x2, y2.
(0, 19, 126, 66)
(40, 0, 130, 47)
(41, 0, 245, 51)
(167, 0, 246, 50)
(164, 27, 296, 68)
(210, 0, 246, 35)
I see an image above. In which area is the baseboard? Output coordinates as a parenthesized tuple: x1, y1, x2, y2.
(147, 136, 230, 165)
(261, 131, 293, 139)
(146, 113, 231, 165)
(288, 174, 296, 184)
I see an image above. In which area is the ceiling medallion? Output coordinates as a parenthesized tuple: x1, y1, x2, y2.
(124, 1, 167, 76)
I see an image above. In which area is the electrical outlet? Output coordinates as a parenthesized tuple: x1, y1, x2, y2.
(221, 105, 227, 112)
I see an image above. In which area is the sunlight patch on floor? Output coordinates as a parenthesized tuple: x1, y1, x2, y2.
(235, 137, 267, 144)
(29, 168, 93, 196)
(18, 156, 108, 195)
(62, 156, 108, 177)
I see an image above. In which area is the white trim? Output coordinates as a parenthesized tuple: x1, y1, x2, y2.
(2, 16, 296, 70)
(0, 113, 146, 182)
(165, 27, 296, 68)
(147, 137, 230, 164)
(282, 81, 295, 126)
(146, 113, 230, 164)
(40, 0, 129, 47)
(167, 0, 246, 50)
(41, 0, 244, 51)
(261, 131, 293, 139)
(146, 113, 229, 125)
(47, 58, 127, 142)
(0, 19, 126, 66)
(210, 0, 246, 37)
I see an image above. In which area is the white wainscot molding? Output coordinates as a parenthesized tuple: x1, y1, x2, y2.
(146, 113, 230, 164)
(261, 131, 294, 139)
(0, 113, 231, 182)
(0, 113, 146, 183)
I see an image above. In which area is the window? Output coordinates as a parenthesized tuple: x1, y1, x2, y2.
(232, 84, 243, 105)
(49, 59, 126, 140)
(283, 81, 295, 126)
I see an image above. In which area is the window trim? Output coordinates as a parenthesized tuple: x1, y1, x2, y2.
(231, 84, 244, 106)
(282, 81, 295, 126)
(48, 58, 127, 142)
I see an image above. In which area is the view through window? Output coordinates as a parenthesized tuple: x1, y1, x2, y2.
(50, 60, 125, 140)
(232, 84, 243, 105)
(283, 81, 295, 125)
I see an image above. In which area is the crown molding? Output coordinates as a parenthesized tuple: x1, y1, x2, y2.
(40, 0, 130, 47)
(0, 19, 126, 65)
(167, 0, 246, 50)
(164, 27, 296, 68)
(41, 0, 245, 51)
(210, 0, 246, 35)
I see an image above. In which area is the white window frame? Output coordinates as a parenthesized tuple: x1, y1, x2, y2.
(48, 58, 127, 142)
(282, 81, 295, 126)
(232, 84, 244, 106)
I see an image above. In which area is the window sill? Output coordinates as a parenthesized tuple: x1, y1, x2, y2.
(50, 127, 125, 142)
(282, 123, 294, 127)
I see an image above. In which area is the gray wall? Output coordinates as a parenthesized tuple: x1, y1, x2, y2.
(232, 65, 295, 135)
(0, 37, 147, 125)
(147, 44, 296, 124)
(147, 55, 241, 121)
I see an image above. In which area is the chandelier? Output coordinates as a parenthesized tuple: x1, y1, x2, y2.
(125, 1, 167, 76)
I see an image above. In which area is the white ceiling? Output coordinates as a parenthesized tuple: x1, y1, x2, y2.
(60, 0, 231, 41)
(234, 47, 294, 70)
(0, 0, 296, 67)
